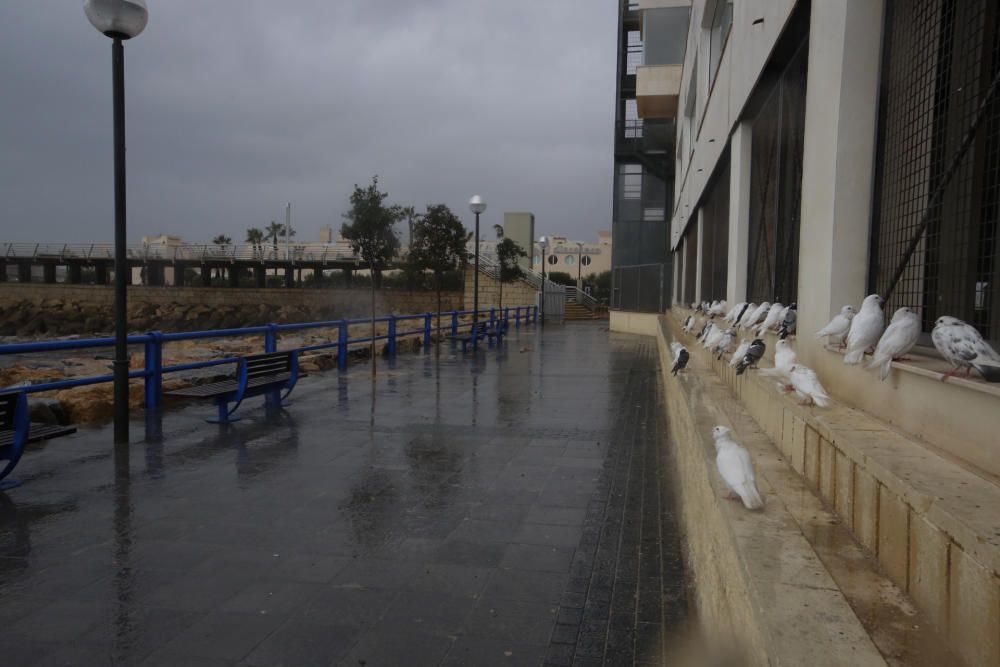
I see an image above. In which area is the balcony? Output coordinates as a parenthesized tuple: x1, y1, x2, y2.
(636, 64, 682, 119)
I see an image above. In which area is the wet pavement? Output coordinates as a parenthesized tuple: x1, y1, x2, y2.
(0, 322, 687, 666)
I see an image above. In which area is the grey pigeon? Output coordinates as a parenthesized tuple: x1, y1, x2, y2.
(778, 303, 797, 340)
(931, 316, 1000, 382)
(670, 341, 689, 376)
(735, 339, 766, 375)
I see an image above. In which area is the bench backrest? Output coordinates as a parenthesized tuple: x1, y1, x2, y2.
(0, 393, 17, 430)
(243, 352, 294, 380)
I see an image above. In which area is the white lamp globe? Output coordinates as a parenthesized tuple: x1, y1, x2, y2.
(538, 235, 549, 250)
(469, 195, 486, 215)
(84, 0, 149, 39)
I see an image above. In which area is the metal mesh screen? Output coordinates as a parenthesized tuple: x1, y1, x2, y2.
(871, 0, 1000, 343)
(700, 157, 731, 301)
(683, 226, 698, 305)
(747, 39, 808, 305)
(612, 264, 668, 312)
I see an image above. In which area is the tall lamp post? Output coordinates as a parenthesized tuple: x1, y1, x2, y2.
(538, 236, 549, 327)
(576, 242, 583, 291)
(84, 0, 149, 445)
(469, 195, 486, 350)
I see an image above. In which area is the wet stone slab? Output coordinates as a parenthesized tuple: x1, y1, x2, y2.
(0, 322, 687, 666)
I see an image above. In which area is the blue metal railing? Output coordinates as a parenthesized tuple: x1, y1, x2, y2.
(0, 305, 539, 410)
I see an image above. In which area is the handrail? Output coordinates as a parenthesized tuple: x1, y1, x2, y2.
(0, 305, 539, 411)
(0, 241, 359, 264)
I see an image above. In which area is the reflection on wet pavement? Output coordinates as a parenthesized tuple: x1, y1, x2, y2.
(0, 323, 686, 666)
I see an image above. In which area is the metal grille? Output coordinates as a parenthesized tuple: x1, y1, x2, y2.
(612, 263, 668, 312)
(683, 226, 698, 305)
(871, 0, 1000, 342)
(699, 157, 731, 301)
(746, 39, 808, 304)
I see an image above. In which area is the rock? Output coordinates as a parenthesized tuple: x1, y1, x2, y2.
(28, 397, 71, 425)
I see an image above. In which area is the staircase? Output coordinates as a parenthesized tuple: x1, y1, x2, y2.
(564, 286, 608, 321)
(565, 302, 599, 320)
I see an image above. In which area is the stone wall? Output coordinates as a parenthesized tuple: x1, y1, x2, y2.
(462, 268, 538, 311)
(0, 283, 464, 337)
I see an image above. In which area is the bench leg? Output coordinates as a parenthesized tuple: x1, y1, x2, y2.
(265, 388, 282, 409)
(206, 399, 241, 424)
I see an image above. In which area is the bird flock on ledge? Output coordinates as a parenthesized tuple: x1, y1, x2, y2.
(671, 297, 1000, 410)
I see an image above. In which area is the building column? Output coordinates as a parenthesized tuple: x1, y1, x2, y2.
(68, 264, 82, 284)
(228, 266, 240, 288)
(694, 210, 705, 303)
(797, 0, 885, 350)
(95, 263, 108, 285)
(254, 266, 266, 287)
(200, 265, 211, 287)
(284, 267, 294, 288)
(42, 264, 56, 284)
(727, 121, 752, 305)
(0, 260, 7, 282)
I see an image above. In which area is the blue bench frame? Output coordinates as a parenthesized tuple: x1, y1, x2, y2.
(0, 392, 77, 490)
(166, 351, 301, 423)
(448, 322, 503, 352)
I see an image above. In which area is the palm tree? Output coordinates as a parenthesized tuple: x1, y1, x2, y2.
(265, 221, 283, 259)
(246, 227, 264, 259)
(211, 235, 232, 283)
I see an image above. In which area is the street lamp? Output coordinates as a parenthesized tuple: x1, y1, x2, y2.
(538, 236, 549, 327)
(84, 0, 149, 445)
(469, 195, 486, 350)
(576, 242, 584, 292)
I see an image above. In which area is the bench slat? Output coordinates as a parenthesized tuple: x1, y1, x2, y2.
(166, 372, 290, 398)
(0, 424, 76, 449)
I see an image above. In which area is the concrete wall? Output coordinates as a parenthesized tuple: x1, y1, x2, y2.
(609, 311, 661, 337)
(503, 212, 535, 273)
(462, 268, 538, 312)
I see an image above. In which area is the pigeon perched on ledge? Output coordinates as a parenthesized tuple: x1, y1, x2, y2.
(931, 316, 1000, 382)
(777, 303, 797, 340)
(670, 341, 689, 376)
(712, 426, 764, 510)
(788, 364, 830, 407)
(735, 339, 766, 375)
(844, 295, 885, 364)
(729, 339, 750, 368)
(756, 302, 784, 337)
(815, 305, 855, 347)
(867, 307, 921, 381)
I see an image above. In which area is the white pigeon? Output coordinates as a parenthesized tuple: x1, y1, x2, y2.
(735, 303, 758, 328)
(815, 305, 856, 347)
(699, 322, 717, 345)
(704, 326, 726, 350)
(844, 295, 885, 364)
(714, 329, 736, 359)
(709, 300, 728, 317)
(712, 426, 764, 510)
(755, 302, 785, 337)
(788, 364, 830, 407)
(931, 316, 1000, 382)
(723, 302, 745, 323)
(729, 339, 751, 367)
(758, 338, 797, 387)
(743, 302, 771, 330)
(867, 307, 921, 381)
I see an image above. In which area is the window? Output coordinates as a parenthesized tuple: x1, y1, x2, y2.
(564, 255, 576, 266)
(533, 255, 540, 265)
(547, 255, 558, 265)
(582, 256, 592, 266)
(871, 0, 1000, 344)
(700, 157, 731, 301)
(708, 1, 734, 92)
(746, 39, 808, 304)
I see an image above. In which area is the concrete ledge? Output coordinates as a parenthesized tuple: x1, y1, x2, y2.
(667, 309, 999, 667)
(609, 310, 660, 336)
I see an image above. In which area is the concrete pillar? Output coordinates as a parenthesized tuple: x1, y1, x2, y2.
(727, 121, 752, 305)
(228, 266, 240, 287)
(173, 264, 185, 287)
(0, 260, 6, 282)
(200, 265, 211, 287)
(284, 267, 294, 288)
(68, 263, 82, 284)
(254, 266, 266, 287)
(694, 210, 705, 303)
(797, 0, 885, 350)
(95, 263, 108, 285)
(343, 267, 353, 287)
(42, 264, 56, 283)
(18, 262, 32, 284)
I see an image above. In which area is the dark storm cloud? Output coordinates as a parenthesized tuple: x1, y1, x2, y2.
(0, 1, 615, 245)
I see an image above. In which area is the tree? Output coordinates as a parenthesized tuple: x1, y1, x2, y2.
(399, 205, 421, 289)
(245, 227, 264, 259)
(495, 237, 527, 313)
(340, 176, 402, 289)
(547, 271, 575, 286)
(410, 203, 469, 341)
(265, 221, 283, 259)
(212, 235, 232, 282)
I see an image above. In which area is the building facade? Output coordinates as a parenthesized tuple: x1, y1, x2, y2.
(531, 231, 612, 279)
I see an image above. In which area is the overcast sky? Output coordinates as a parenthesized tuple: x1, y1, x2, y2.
(0, 1, 615, 246)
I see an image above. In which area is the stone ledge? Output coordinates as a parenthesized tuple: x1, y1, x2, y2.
(666, 310, 1000, 666)
(655, 319, 895, 666)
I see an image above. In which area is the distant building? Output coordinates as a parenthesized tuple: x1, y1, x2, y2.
(532, 232, 612, 280)
(502, 212, 535, 272)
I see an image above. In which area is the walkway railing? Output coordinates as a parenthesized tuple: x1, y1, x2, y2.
(0, 305, 538, 410)
(1, 242, 358, 263)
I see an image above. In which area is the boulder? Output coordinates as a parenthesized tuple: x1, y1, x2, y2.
(28, 397, 71, 425)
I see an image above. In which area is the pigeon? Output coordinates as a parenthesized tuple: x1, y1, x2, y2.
(696, 320, 712, 341)
(712, 426, 764, 510)
(735, 339, 766, 375)
(704, 326, 726, 351)
(867, 307, 921, 381)
(729, 339, 751, 367)
(699, 322, 718, 345)
(682, 314, 692, 332)
(844, 295, 885, 364)
(777, 303, 797, 339)
(709, 300, 728, 317)
(715, 329, 736, 360)
(670, 341, 690, 376)
(815, 305, 856, 347)
(788, 364, 830, 407)
(758, 338, 797, 387)
(743, 302, 771, 330)
(756, 302, 785, 337)
(931, 316, 1000, 382)
(724, 302, 746, 324)
(735, 302, 758, 329)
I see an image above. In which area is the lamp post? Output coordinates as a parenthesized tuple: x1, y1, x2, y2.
(469, 195, 486, 350)
(576, 242, 583, 292)
(85, 0, 149, 445)
(538, 236, 549, 327)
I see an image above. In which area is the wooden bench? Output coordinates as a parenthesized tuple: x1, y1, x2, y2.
(165, 351, 301, 423)
(0, 392, 77, 490)
(448, 322, 503, 352)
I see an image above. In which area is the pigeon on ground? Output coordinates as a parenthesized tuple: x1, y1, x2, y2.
(729, 339, 751, 367)
(788, 364, 830, 406)
(670, 341, 690, 376)
(736, 303, 758, 329)
(931, 316, 1000, 382)
(756, 302, 785, 337)
(844, 295, 885, 364)
(777, 303, 797, 340)
(715, 329, 736, 360)
(815, 305, 856, 347)
(735, 339, 766, 375)
(723, 302, 745, 323)
(867, 307, 921, 381)
(712, 426, 764, 510)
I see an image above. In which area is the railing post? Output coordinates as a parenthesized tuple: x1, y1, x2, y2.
(423, 313, 432, 347)
(489, 307, 496, 329)
(451, 311, 459, 337)
(338, 319, 348, 370)
(503, 307, 509, 331)
(265, 323, 278, 353)
(388, 315, 397, 357)
(515, 306, 521, 329)
(533, 305, 538, 324)
(143, 331, 163, 410)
